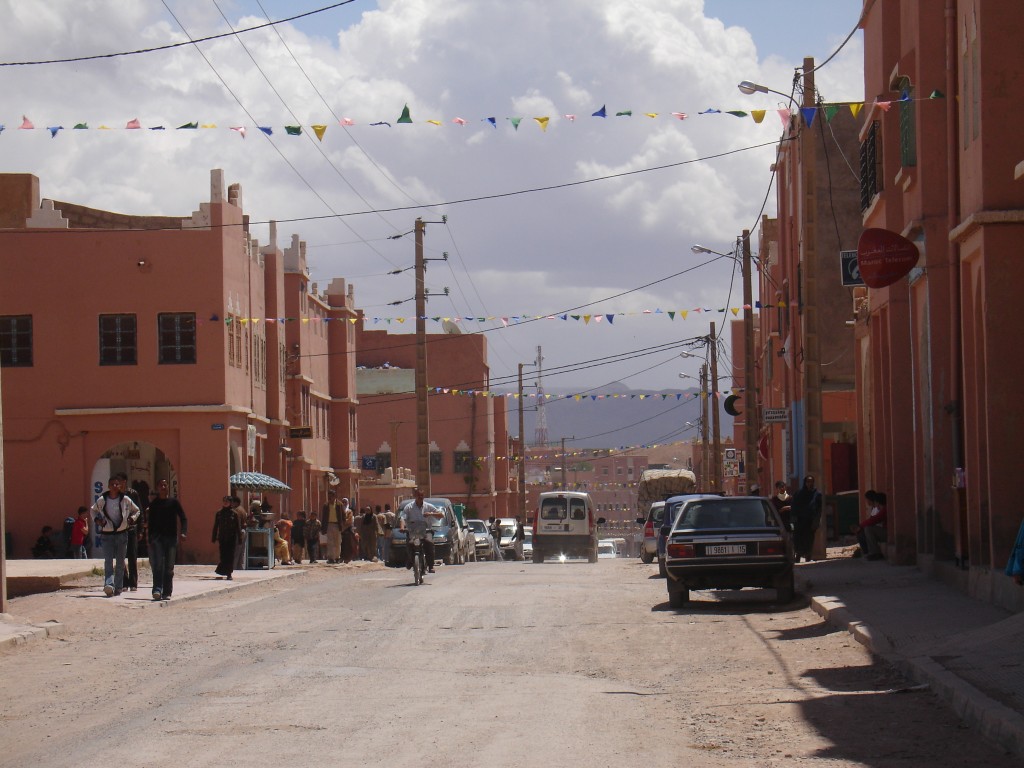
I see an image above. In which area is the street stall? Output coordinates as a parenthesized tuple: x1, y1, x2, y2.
(229, 472, 291, 570)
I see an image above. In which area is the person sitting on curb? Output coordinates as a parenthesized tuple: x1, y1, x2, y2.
(851, 490, 887, 561)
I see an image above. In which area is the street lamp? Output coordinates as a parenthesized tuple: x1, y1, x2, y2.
(737, 79, 798, 109)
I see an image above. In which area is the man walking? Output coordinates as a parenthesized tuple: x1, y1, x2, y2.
(147, 479, 188, 601)
(322, 490, 344, 564)
(91, 476, 141, 597)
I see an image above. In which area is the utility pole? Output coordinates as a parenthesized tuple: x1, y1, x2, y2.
(518, 363, 527, 519)
(742, 229, 759, 492)
(700, 363, 709, 493)
(413, 218, 430, 493)
(560, 436, 570, 489)
(709, 322, 722, 492)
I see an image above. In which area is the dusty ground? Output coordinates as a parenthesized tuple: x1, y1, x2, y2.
(1, 558, 1019, 767)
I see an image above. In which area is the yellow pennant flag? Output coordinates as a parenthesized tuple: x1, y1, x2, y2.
(849, 103, 864, 119)
(534, 116, 550, 132)
(680, 310, 688, 319)
(751, 110, 766, 124)
(427, 120, 441, 126)
(731, 307, 739, 316)
(312, 124, 327, 141)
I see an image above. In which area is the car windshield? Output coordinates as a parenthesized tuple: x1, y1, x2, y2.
(467, 520, 487, 533)
(675, 500, 776, 530)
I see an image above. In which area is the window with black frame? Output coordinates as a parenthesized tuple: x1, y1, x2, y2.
(99, 314, 137, 365)
(157, 312, 196, 364)
(0, 315, 32, 367)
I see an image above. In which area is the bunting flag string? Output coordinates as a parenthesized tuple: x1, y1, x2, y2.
(428, 388, 732, 401)
(2, 94, 942, 140)
(217, 301, 783, 328)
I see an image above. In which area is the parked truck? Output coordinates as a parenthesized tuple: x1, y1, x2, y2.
(636, 468, 698, 513)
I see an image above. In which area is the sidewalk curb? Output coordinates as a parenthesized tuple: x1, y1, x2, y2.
(150, 567, 310, 607)
(0, 614, 66, 651)
(808, 593, 1024, 759)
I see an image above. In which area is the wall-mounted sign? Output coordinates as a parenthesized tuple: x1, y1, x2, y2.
(856, 228, 919, 288)
(762, 407, 790, 424)
(289, 426, 313, 439)
(839, 250, 865, 287)
(211, 423, 225, 431)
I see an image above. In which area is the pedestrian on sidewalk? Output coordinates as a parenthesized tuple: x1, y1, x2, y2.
(1006, 517, 1024, 585)
(305, 512, 322, 563)
(148, 479, 187, 601)
(212, 495, 244, 579)
(292, 511, 307, 565)
(117, 472, 144, 592)
(91, 475, 141, 597)
(381, 504, 395, 564)
(322, 490, 344, 564)
(790, 475, 822, 563)
(852, 490, 887, 560)
(340, 499, 356, 564)
(70, 507, 90, 559)
(511, 518, 526, 561)
(359, 506, 378, 561)
(771, 481, 792, 531)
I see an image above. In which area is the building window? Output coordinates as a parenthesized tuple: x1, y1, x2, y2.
(896, 80, 917, 168)
(157, 312, 196, 364)
(453, 451, 473, 474)
(0, 315, 32, 368)
(430, 451, 443, 474)
(859, 121, 882, 211)
(376, 452, 392, 472)
(99, 314, 137, 366)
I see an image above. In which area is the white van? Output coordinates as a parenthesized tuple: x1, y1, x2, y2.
(531, 491, 605, 563)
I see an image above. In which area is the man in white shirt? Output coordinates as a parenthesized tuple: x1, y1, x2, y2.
(91, 476, 141, 597)
(401, 488, 443, 573)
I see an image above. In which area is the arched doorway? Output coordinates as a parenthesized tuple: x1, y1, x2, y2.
(90, 441, 178, 510)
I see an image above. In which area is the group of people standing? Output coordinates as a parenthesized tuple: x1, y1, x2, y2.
(766, 476, 889, 562)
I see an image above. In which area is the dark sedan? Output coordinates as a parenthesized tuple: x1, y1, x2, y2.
(664, 496, 795, 609)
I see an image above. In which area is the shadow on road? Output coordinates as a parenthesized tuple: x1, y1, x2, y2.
(650, 589, 810, 614)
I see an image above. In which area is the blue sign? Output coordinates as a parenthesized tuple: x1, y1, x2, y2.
(211, 423, 225, 430)
(361, 455, 378, 470)
(840, 250, 865, 287)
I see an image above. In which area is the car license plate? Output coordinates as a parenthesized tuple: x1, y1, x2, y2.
(705, 544, 747, 555)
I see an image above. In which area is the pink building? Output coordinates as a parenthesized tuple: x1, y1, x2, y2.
(753, 60, 861, 526)
(855, 0, 1024, 607)
(0, 170, 359, 561)
(354, 321, 514, 520)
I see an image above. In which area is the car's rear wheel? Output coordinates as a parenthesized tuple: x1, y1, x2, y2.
(532, 549, 543, 564)
(668, 586, 689, 609)
(588, 545, 598, 564)
(640, 550, 654, 564)
(775, 571, 795, 603)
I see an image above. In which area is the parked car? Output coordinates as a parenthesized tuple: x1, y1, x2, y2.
(663, 496, 795, 609)
(495, 517, 519, 560)
(521, 525, 533, 561)
(466, 518, 496, 561)
(531, 491, 605, 563)
(389, 497, 467, 567)
(637, 501, 665, 564)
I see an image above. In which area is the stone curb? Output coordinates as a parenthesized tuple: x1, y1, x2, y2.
(0, 614, 66, 651)
(807, 593, 1024, 759)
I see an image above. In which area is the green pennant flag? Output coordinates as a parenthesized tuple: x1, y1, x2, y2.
(668, 311, 675, 320)
(73, 122, 88, 129)
(177, 121, 198, 130)
(726, 110, 748, 118)
(615, 110, 632, 117)
(509, 117, 522, 130)
(824, 104, 840, 123)
(397, 104, 413, 123)
(285, 125, 302, 135)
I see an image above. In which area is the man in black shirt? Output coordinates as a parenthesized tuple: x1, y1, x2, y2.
(147, 479, 188, 601)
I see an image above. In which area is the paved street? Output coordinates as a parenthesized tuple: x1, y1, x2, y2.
(1, 559, 1019, 767)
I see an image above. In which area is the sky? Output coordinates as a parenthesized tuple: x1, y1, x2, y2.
(0, 0, 865, 416)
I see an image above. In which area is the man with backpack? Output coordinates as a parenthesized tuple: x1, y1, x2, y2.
(91, 476, 141, 597)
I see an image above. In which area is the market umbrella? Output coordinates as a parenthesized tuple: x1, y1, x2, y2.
(228, 471, 291, 493)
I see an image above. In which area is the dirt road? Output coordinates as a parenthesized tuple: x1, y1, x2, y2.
(1, 559, 1018, 767)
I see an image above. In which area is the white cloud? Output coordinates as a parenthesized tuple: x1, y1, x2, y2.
(0, 0, 864, 394)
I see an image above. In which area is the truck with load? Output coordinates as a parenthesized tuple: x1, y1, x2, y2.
(636, 469, 699, 570)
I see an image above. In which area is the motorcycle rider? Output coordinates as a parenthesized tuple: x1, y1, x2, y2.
(400, 488, 444, 573)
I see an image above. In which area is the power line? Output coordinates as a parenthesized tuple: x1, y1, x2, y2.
(0, 0, 360, 67)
